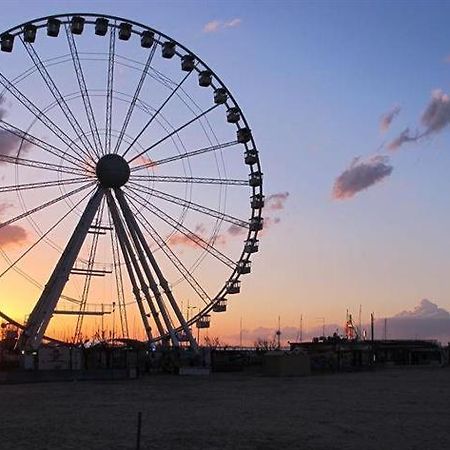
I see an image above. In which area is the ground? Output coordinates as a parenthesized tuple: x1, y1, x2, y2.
(0, 367, 449, 449)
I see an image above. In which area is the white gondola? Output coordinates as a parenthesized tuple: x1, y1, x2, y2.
(47, 18, 61, 37)
(226, 280, 241, 294)
(237, 260, 251, 275)
(249, 171, 263, 187)
(196, 315, 211, 328)
(23, 24, 37, 43)
(214, 88, 228, 104)
(181, 54, 195, 71)
(70, 16, 85, 35)
(237, 127, 252, 144)
(227, 107, 240, 123)
(162, 41, 176, 58)
(141, 30, 154, 48)
(251, 193, 265, 209)
(198, 70, 212, 87)
(0, 34, 14, 53)
(245, 149, 258, 165)
(213, 299, 227, 312)
(244, 238, 259, 253)
(95, 18, 108, 36)
(119, 22, 132, 40)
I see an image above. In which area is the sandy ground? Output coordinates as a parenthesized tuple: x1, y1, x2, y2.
(0, 367, 449, 450)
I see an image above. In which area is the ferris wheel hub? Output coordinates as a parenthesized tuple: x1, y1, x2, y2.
(96, 154, 130, 188)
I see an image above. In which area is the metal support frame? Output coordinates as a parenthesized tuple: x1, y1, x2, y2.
(106, 191, 157, 342)
(16, 187, 104, 351)
(115, 188, 198, 351)
(114, 189, 180, 347)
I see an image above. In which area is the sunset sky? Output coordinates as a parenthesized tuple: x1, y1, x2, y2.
(1, 1, 450, 345)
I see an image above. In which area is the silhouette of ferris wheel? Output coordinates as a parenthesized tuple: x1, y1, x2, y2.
(0, 13, 263, 351)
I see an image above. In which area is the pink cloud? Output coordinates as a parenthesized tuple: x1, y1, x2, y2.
(203, 18, 242, 33)
(0, 203, 27, 247)
(380, 105, 401, 132)
(333, 155, 393, 200)
(266, 192, 289, 211)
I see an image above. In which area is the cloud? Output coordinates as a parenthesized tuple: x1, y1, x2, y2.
(203, 18, 242, 33)
(387, 127, 420, 151)
(266, 192, 289, 211)
(227, 224, 247, 237)
(0, 203, 28, 247)
(0, 96, 32, 161)
(387, 90, 450, 151)
(394, 298, 449, 319)
(332, 155, 393, 200)
(224, 18, 242, 28)
(380, 105, 401, 132)
(374, 299, 450, 342)
(203, 20, 221, 33)
(420, 89, 450, 135)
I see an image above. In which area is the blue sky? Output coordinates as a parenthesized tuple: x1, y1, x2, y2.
(2, 1, 450, 343)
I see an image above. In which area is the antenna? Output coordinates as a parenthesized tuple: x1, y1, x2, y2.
(275, 315, 281, 349)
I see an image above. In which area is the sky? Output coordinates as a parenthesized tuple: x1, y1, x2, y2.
(1, 0, 450, 345)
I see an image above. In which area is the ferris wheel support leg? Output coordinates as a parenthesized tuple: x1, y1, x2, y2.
(114, 189, 180, 348)
(115, 188, 199, 352)
(106, 190, 165, 343)
(16, 187, 105, 352)
(106, 194, 152, 341)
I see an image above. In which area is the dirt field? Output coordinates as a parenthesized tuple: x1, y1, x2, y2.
(0, 367, 449, 449)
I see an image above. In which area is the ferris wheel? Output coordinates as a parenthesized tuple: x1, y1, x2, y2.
(0, 13, 263, 351)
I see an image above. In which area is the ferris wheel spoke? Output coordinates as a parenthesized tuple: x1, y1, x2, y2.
(125, 187, 235, 269)
(122, 68, 196, 159)
(128, 104, 220, 163)
(0, 119, 93, 170)
(0, 186, 96, 280)
(106, 190, 161, 341)
(0, 182, 95, 230)
(65, 24, 103, 157)
(115, 188, 198, 349)
(113, 41, 158, 155)
(0, 153, 91, 177)
(129, 182, 249, 228)
(104, 24, 116, 154)
(127, 196, 211, 305)
(0, 176, 93, 194)
(19, 36, 98, 161)
(0, 71, 94, 165)
(130, 140, 239, 173)
(131, 174, 248, 186)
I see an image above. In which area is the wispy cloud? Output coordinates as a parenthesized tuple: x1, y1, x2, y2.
(387, 127, 420, 151)
(420, 89, 450, 135)
(266, 192, 290, 211)
(203, 18, 242, 33)
(224, 18, 242, 28)
(203, 20, 221, 33)
(388, 89, 450, 151)
(380, 105, 401, 132)
(333, 155, 393, 200)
